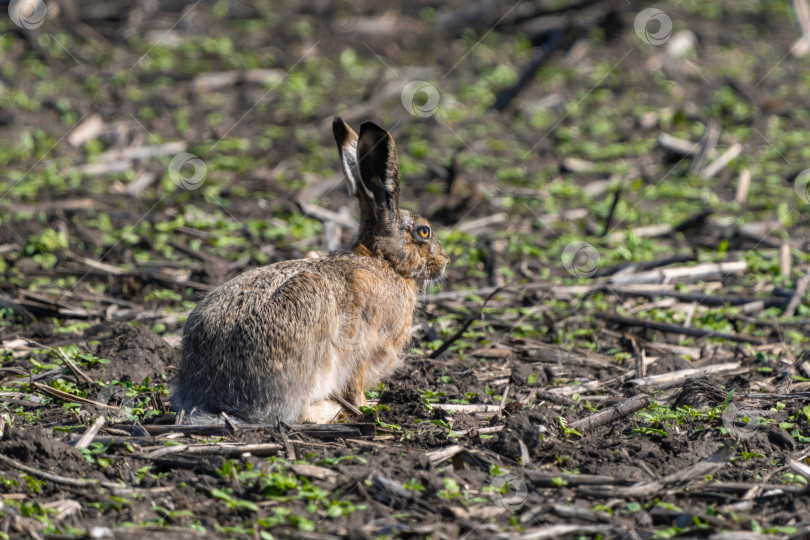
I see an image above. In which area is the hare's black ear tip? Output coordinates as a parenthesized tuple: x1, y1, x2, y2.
(332, 116, 347, 138)
(358, 121, 389, 139)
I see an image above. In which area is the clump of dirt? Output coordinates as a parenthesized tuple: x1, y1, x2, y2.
(86, 322, 178, 383)
(0, 428, 103, 489)
(378, 381, 430, 422)
(449, 412, 479, 432)
(487, 411, 546, 460)
(510, 361, 548, 386)
(644, 353, 693, 375)
(26, 320, 54, 339)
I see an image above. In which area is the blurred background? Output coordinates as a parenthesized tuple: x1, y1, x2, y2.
(0, 0, 809, 331)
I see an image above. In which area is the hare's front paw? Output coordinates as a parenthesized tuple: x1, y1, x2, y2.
(301, 399, 342, 424)
(343, 364, 368, 408)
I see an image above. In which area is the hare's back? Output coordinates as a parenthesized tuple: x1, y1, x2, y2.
(191, 258, 343, 326)
(188, 254, 404, 331)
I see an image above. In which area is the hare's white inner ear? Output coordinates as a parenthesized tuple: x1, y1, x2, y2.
(340, 142, 361, 195)
(333, 116, 371, 199)
(342, 141, 374, 200)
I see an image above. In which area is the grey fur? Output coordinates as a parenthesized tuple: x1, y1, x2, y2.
(172, 118, 449, 424)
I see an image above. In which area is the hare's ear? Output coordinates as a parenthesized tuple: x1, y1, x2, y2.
(333, 117, 376, 233)
(332, 117, 363, 196)
(357, 122, 400, 229)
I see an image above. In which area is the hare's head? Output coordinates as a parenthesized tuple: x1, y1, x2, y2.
(333, 117, 449, 284)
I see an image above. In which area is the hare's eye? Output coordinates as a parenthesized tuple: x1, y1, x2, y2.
(414, 226, 431, 240)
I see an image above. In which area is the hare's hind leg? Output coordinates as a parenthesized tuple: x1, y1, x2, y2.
(301, 399, 343, 423)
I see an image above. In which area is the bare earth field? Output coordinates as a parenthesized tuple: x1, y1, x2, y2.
(1, 0, 810, 538)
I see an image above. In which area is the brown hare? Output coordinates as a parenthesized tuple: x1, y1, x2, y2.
(172, 118, 449, 424)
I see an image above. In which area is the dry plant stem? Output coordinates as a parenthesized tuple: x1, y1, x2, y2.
(780, 244, 792, 277)
(515, 525, 612, 540)
(518, 439, 531, 465)
(426, 444, 464, 465)
(498, 384, 510, 415)
(297, 200, 358, 229)
(522, 343, 624, 371)
(124, 171, 158, 196)
(191, 68, 285, 92)
(429, 287, 502, 359)
(673, 301, 698, 343)
(690, 120, 720, 174)
(127, 422, 377, 438)
(0, 198, 101, 214)
(0, 453, 103, 488)
(658, 132, 700, 155)
(700, 143, 741, 179)
(607, 285, 782, 309)
(527, 471, 631, 487)
(31, 382, 118, 410)
(90, 141, 187, 164)
(599, 313, 764, 345)
(67, 114, 104, 147)
(75, 416, 106, 450)
(735, 168, 751, 203)
(423, 282, 550, 302)
(430, 403, 501, 414)
(569, 394, 650, 431)
(290, 463, 339, 480)
(627, 362, 741, 389)
(147, 443, 283, 459)
(24, 339, 93, 385)
(450, 425, 504, 437)
(701, 481, 806, 494)
(788, 459, 810, 482)
(783, 266, 810, 318)
(595, 254, 696, 278)
(607, 261, 747, 286)
(792, 0, 810, 56)
(601, 184, 623, 237)
(333, 394, 363, 416)
(581, 445, 735, 497)
(0, 453, 169, 495)
(491, 26, 564, 111)
(457, 213, 508, 234)
(280, 422, 297, 461)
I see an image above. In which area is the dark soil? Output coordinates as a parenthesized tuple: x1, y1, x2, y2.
(89, 323, 178, 383)
(0, 1, 809, 539)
